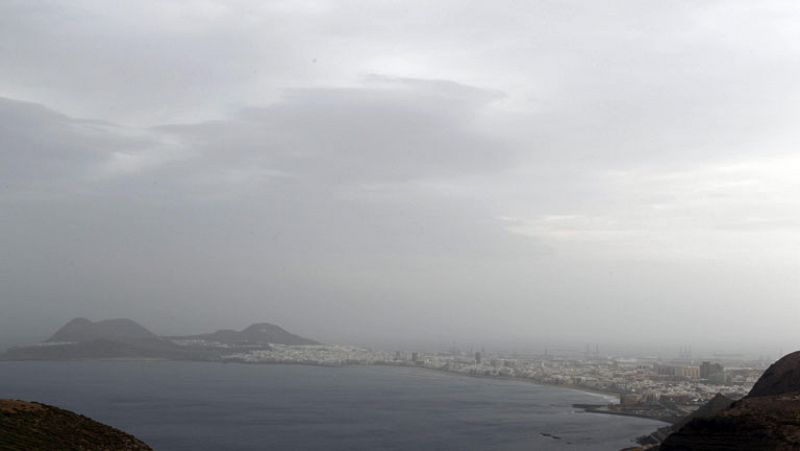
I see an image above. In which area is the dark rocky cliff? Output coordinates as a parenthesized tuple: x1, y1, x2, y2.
(659, 351, 800, 450)
(637, 393, 735, 446)
(0, 400, 152, 450)
(748, 351, 800, 397)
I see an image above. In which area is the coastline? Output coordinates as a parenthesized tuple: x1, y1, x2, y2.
(1, 358, 671, 424)
(1, 359, 667, 451)
(577, 405, 674, 424)
(1, 357, 619, 399)
(213, 360, 674, 424)
(223, 358, 623, 400)
(390, 363, 621, 399)
(398, 364, 668, 424)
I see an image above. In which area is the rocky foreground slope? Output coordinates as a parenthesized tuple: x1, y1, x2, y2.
(636, 393, 734, 446)
(0, 400, 151, 450)
(659, 351, 800, 450)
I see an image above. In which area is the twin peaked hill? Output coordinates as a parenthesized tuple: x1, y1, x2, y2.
(1, 318, 318, 361)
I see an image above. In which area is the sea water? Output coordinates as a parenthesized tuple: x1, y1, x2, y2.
(0, 361, 665, 450)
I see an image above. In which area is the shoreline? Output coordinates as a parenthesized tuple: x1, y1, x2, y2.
(353, 364, 670, 424)
(0, 357, 620, 399)
(388, 363, 621, 399)
(578, 405, 674, 424)
(1, 358, 673, 424)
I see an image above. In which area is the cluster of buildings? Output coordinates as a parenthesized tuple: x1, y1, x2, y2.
(653, 361, 726, 383)
(222, 345, 766, 421)
(223, 344, 395, 366)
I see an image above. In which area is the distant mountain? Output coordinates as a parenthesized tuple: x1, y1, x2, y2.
(176, 322, 319, 346)
(659, 351, 800, 450)
(47, 317, 157, 343)
(1, 318, 317, 361)
(2, 337, 219, 361)
(3, 318, 217, 361)
(0, 399, 152, 450)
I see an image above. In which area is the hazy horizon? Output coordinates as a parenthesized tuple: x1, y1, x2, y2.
(2, 1, 800, 356)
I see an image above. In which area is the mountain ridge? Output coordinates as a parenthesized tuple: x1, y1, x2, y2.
(1, 318, 319, 361)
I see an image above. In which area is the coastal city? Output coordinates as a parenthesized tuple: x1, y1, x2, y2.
(2, 315, 769, 429)
(223, 344, 766, 423)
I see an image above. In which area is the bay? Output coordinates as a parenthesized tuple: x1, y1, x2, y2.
(0, 361, 664, 450)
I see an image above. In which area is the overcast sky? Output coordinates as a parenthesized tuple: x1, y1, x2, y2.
(2, 0, 800, 354)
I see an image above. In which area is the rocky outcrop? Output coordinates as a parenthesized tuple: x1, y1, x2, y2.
(637, 393, 735, 446)
(748, 351, 800, 397)
(0, 400, 152, 450)
(660, 351, 800, 450)
(659, 394, 800, 450)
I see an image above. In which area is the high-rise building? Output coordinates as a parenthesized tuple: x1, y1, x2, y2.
(656, 364, 701, 379)
(475, 352, 481, 364)
(700, 361, 724, 380)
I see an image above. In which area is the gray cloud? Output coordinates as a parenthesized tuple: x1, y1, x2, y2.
(159, 77, 510, 184)
(0, 78, 544, 346)
(2, 0, 800, 354)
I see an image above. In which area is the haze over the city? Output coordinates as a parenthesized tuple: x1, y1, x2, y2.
(2, 0, 799, 354)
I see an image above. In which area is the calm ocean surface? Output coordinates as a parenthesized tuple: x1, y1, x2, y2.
(0, 361, 664, 450)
